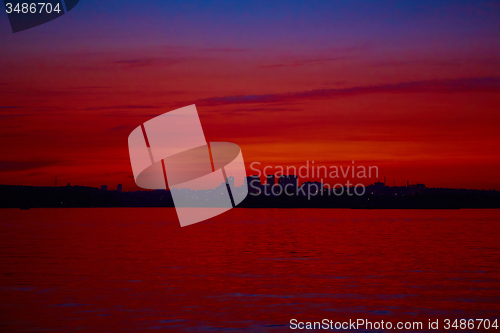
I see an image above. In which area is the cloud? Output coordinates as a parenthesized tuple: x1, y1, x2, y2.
(112, 57, 188, 68)
(259, 56, 349, 69)
(213, 106, 302, 115)
(372, 58, 500, 68)
(197, 77, 500, 106)
(0, 114, 34, 120)
(83, 105, 160, 111)
(0, 107, 30, 119)
(0, 160, 60, 172)
(0, 106, 22, 110)
(201, 47, 247, 53)
(67, 86, 108, 90)
(108, 125, 134, 132)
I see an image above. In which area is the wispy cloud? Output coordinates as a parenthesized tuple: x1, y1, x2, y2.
(213, 106, 302, 115)
(0, 106, 22, 110)
(0, 160, 61, 172)
(259, 56, 349, 69)
(197, 77, 500, 106)
(372, 57, 500, 68)
(83, 105, 160, 111)
(67, 86, 109, 90)
(108, 125, 134, 132)
(0, 114, 34, 120)
(201, 47, 247, 53)
(0, 106, 27, 119)
(112, 57, 187, 68)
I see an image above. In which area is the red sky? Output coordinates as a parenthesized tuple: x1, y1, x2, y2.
(0, 1, 499, 190)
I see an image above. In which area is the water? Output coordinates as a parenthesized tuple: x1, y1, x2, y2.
(0, 208, 499, 332)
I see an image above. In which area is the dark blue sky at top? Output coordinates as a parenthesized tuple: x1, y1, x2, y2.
(0, 0, 498, 55)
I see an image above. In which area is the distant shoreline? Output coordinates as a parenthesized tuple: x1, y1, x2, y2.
(0, 206, 500, 210)
(1, 184, 499, 210)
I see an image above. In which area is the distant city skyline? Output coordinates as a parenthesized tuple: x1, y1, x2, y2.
(29, 172, 497, 193)
(2, 178, 498, 210)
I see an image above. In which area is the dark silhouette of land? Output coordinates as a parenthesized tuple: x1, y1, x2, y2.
(1, 176, 499, 209)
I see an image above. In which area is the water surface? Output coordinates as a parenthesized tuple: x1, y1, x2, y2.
(0, 208, 499, 331)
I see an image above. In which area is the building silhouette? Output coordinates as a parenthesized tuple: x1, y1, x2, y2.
(278, 175, 298, 192)
(300, 181, 323, 196)
(365, 181, 426, 196)
(227, 176, 235, 189)
(246, 175, 261, 194)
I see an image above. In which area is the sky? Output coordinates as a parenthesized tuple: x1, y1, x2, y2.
(0, 0, 499, 190)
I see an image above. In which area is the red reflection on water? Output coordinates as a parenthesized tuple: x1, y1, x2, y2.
(0, 208, 499, 332)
